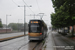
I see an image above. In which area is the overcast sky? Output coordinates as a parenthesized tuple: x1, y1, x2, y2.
(0, 0, 54, 26)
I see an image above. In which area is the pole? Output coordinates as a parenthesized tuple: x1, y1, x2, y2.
(6, 15, 7, 33)
(18, 5, 31, 35)
(41, 16, 42, 20)
(34, 14, 35, 19)
(18, 19, 19, 32)
(6, 15, 11, 33)
(24, 5, 26, 35)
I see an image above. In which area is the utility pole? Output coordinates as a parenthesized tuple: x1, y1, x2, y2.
(18, 5, 31, 35)
(6, 15, 11, 33)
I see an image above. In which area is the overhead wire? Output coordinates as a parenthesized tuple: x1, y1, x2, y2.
(12, 0, 23, 10)
(22, 0, 35, 14)
(12, 0, 18, 6)
(12, 0, 18, 5)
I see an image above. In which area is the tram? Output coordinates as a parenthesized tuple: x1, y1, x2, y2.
(28, 19, 47, 40)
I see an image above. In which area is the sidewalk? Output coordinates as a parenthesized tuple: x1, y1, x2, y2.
(42, 31, 56, 50)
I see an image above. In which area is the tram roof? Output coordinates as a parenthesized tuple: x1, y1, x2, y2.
(29, 19, 47, 28)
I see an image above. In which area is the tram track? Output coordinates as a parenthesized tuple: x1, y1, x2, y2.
(17, 40, 41, 50)
(17, 40, 45, 50)
(32, 40, 44, 50)
(0, 37, 45, 50)
(32, 41, 40, 50)
(17, 41, 30, 50)
(0, 36, 29, 50)
(32, 38, 47, 50)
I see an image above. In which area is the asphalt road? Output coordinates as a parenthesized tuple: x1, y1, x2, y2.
(0, 35, 46, 50)
(1, 30, 75, 50)
(0, 36, 29, 50)
(0, 32, 28, 39)
(0, 30, 55, 50)
(52, 31, 75, 50)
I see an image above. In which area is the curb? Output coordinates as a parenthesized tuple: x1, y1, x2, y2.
(0, 34, 28, 42)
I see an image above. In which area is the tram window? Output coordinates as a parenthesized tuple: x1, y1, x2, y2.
(29, 24, 41, 32)
(30, 24, 39, 27)
(30, 27, 41, 32)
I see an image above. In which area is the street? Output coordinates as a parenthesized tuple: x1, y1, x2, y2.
(0, 0, 75, 50)
(0, 32, 28, 39)
(0, 30, 54, 50)
(52, 31, 75, 50)
(0, 30, 75, 50)
(0, 35, 45, 50)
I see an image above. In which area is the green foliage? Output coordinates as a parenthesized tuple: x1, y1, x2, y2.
(0, 22, 3, 28)
(8, 23, 28, 31)
(8, 23, 18, 30)
(51, 0, 75, 28)
(0, 20, 3, 28)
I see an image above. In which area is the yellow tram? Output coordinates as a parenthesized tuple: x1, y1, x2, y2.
(28, 19, 47, 40)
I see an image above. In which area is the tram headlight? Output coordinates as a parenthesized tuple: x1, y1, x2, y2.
(40, 33, 42, 35)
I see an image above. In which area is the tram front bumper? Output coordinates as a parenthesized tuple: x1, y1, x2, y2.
(29, 35, 43, 40)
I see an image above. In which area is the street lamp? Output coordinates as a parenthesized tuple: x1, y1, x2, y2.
(6, 15, 11, 33)
(18, 5, 32, 35)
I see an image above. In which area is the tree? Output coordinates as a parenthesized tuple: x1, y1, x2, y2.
(8, 23, 28, 31)
(51, 0, 75, 36)
(8, 23, 18, 30)
(0, 19, 3, 28)
(51, 0, 75, 26)
(0, 22, 3, 28)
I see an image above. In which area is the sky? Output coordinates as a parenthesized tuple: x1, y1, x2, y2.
(0, 0, 54, 27)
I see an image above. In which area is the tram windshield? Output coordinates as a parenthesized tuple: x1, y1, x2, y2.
(29, 24, 41, 33)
